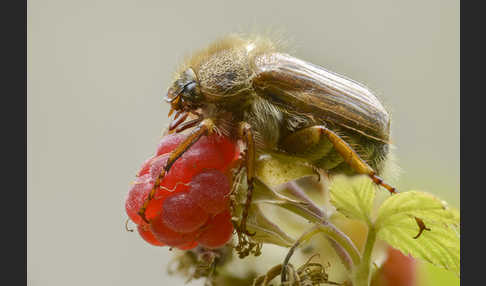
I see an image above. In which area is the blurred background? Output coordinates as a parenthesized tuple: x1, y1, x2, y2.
(28, 0, 459, 285)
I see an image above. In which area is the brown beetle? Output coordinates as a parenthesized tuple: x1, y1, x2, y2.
(138, 34, 396, 234)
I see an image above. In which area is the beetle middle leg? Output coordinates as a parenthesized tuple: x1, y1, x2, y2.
(237, 122, 256, 236)
(138, 118, 215, 223)
(281, 125, 397, 194)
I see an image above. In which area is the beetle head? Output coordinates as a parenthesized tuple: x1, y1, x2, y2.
(164, 68, 203, 113)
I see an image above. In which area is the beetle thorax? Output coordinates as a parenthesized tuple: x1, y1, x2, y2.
(195, 49, 254, 101)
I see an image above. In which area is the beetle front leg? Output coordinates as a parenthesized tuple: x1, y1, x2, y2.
(238, 122, 256, 236)
(137, 118, 215, 223)
(282, 125, 397, 194)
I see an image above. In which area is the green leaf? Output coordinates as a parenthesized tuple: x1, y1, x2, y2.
(329, 174, 376, 225)
(375, 191, 460, 276)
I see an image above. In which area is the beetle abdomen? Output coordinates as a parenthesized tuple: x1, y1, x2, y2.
(316, 131, 389, 175)
(279, 123, 389, 176)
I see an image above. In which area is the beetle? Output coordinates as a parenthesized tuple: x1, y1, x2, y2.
(138, 34, 396, 234)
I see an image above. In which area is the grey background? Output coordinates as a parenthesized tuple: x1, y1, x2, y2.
(28, 0, 459, 285)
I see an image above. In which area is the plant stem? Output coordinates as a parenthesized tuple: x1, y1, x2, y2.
(282, 181, 354, 270)
(281, 222, 362, 283)
(277, 185, 360, 269)
(282, 181, 327, 219)
(316, 222, 362, 267)
(253, 177, 361, 274)
(353, 226, 377, 286)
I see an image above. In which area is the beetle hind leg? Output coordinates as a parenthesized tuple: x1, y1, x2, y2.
(368, 172, 396, 194)
(281, 125, 397, 194)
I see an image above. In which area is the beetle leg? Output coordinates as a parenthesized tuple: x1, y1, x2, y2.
(238, 122, 256, 236)
(138, 118, 215, 223)
(174, 118, 203, 133)
(282, 125, 397, 194)
(168, 111, 189, 131)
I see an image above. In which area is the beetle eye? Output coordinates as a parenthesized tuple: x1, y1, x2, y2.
(164, 68, 201, 106)
(181, 81, 201, 101)
(183, 82, 196, 95)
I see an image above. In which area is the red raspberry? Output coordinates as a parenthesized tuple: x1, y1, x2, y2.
(149, 154, 169, 180)
(125, 174, 163, 225)
(213, 135, 239, 167)
(166, 138, 226, 183)
(156, 133, 187, 156)
(149, 147, 223, 192)
(372, 246, 416, 286)
(149, 214, 201, 247)
(149, 154, 190, 193)
(137, 156, 154, 177)
(161, 192, 209, 233)
(188, 169, 231, 214)
(137, 223, 165, 246)
(156, 133, 239, 169)
(129, 132, 239, 248)
(176, 241, 198, 251)
(197, 210, 234, 249)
